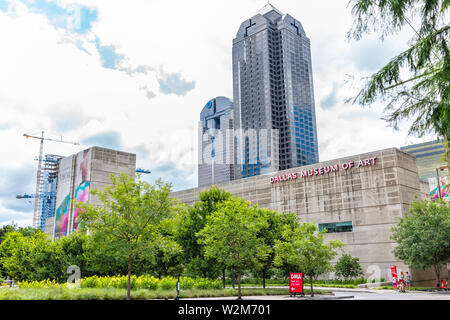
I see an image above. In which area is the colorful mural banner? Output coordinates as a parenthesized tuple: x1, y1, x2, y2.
(54, 193, 70, 239)
(428, 176, 449, 202)
(54, 156, 74, 239)
(72, 148, 91, 233)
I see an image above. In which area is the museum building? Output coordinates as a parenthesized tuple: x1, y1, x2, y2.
(173, 147, 447, 286)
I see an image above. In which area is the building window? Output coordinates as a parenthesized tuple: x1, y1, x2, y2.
(319, 221, 353, 233)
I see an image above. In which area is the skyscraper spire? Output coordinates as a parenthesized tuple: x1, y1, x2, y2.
(256, 1, 283, 16)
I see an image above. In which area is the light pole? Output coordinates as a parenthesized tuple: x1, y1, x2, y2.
(436, 166, 448, 200)
(436, 168, 442, 199)
(211, 135, 215, 186)
(175, 273, 181, 300)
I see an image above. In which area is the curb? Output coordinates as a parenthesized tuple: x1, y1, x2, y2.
(229, 286, 376, 294)
(289, 295, 354, 300)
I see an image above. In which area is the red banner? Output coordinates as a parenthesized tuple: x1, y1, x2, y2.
(290, 273, 303, 294)
(390, 265, 398, 288)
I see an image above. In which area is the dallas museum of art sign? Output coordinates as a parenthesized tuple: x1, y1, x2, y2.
(269, 157, 378, 184)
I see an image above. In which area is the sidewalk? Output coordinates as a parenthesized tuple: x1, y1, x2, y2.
(227, 285, 378, 294)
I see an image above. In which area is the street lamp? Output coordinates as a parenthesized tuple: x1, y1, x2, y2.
(436, 166, 448, 200)
(175, 273, 181, 300)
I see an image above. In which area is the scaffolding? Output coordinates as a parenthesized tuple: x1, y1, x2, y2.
(17, 154, 62, 231)
(37, 154, 62, 230)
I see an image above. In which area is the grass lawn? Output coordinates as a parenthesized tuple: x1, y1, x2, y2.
(0, 287, 332, 300)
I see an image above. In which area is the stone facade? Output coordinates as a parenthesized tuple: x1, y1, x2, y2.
(45, 146, 136, 239)
(172, 148, 446, 286)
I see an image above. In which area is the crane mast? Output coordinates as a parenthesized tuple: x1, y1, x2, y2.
(23, 131, 79, 229)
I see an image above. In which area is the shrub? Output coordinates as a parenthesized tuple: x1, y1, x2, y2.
(137, 275, 159, 290)
(18, 280, 67, 289)
(180, 277, 195, 290)
(16, 275, 222, 291)
(193, 278, 222, 289)
(159, 277, 177, 290)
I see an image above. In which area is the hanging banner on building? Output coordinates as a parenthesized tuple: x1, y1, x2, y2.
(270, 157, 377, 183)
(72, 148, 91, 233)
(428, 176, 449, 202)
(54, 155, 74, 239)
(289, 273, 303, 294)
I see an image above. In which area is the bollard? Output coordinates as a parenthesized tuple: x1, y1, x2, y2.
(175, 274, 181, 300)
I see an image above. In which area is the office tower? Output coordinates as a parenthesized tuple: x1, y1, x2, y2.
(401, 139, 448, 201)
(198, 96, 235, 187)
(232, 3, 319, 179)
(401, 139, 446, 181)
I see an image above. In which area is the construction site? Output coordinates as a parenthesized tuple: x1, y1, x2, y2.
(16, 131, 141, 239)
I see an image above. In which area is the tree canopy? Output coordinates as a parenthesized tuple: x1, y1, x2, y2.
(197, 196, 270, 299)
(274, 222, 344, 297)
(77, 173, 181, 299)
(348, 0, 449, 159)
(334, 253, 364, 280)
(391, 199, 450, 284)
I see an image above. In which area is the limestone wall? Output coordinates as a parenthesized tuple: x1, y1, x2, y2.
(172, 148, 440, 284)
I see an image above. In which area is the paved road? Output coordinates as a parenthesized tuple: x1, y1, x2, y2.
(333, 289, 450, 300)
(186, 287, 450, 300)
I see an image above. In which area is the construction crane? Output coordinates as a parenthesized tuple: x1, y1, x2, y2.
(16, 193, 56, 199)
(136, 168, 151, 174)
(23, 131, 79, 228)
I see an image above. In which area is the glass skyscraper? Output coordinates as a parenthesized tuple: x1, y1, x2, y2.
(198, 96, 236, 187)
(232, 3, 319, 179)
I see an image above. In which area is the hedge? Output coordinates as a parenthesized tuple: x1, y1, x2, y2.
(18, 275, 222, 290)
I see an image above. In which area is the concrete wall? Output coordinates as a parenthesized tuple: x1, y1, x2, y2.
(46, 146, 136, 239)
(172, 148, 445, 285)
(89, 147, 136, 207)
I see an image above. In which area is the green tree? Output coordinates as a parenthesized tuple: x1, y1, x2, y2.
(0, 230, 64, 281)
(334, 253, 364, 280)
(348, 0, 450, 170)
(274, 223, 344, 297)
(197, 196, 270, 299)
(391, 199, 450, 285)
(0, 224, 38, 245)
(59, 233, 94, 279)
(174, 187, 231, 280)
(147, 219, 184, 278)
(254, 209, 298, 288)
(77, 173, 181, 300)
(0, 225, 17, 244)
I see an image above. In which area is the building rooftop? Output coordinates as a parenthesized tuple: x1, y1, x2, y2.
(256, 2, 283, 16)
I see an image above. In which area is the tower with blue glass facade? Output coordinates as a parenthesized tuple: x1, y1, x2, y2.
(198, 96, 236, 187)
(232, 3, 319, 178)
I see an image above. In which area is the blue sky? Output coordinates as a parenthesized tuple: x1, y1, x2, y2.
(0, 0, 97, 33)
(0, 0, 438, 226)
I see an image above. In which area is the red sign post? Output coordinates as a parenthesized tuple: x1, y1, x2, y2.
(290, 273, 304, 296)
(390, 265, 398, 288)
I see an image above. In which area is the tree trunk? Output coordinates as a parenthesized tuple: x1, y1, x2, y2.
(262, 269, 266, 289)
(127, 254, 133, 301)
(309, 275, 314, 297)
(237, 266, 242, 300)
(232, 269, 235, 288)
(434, 264, 441, 288)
